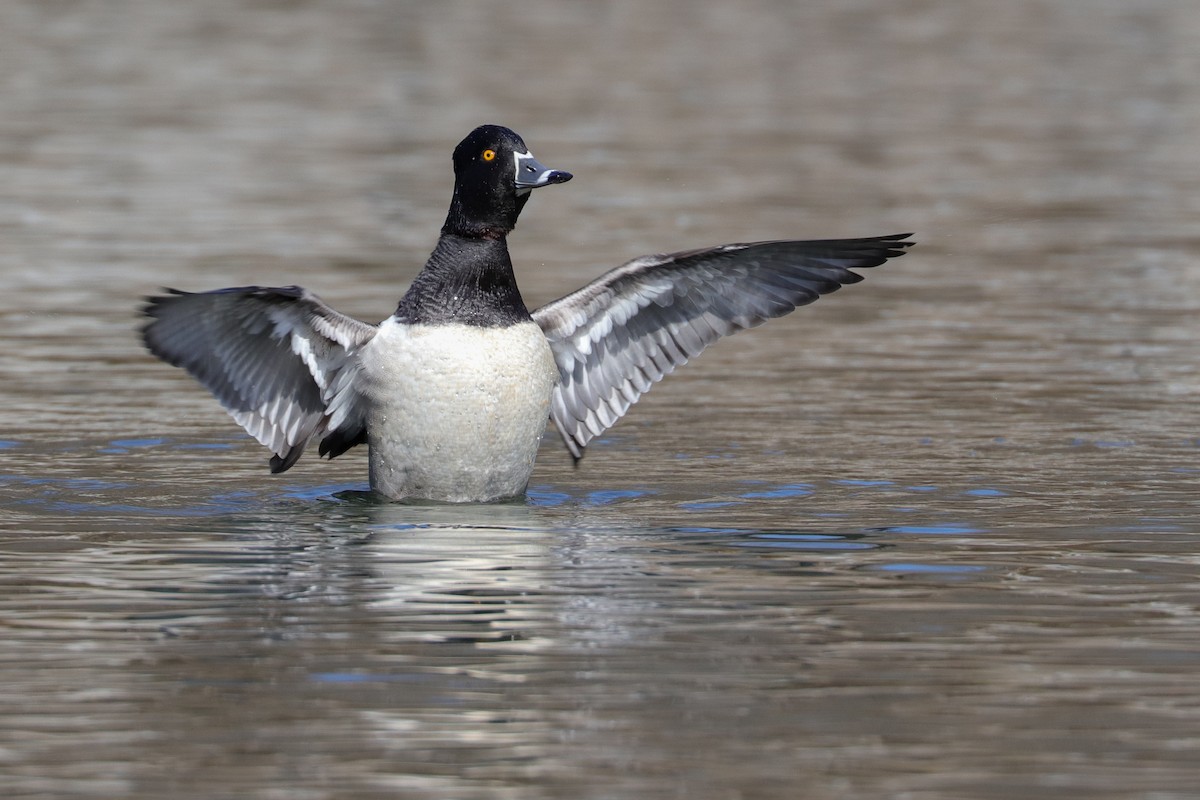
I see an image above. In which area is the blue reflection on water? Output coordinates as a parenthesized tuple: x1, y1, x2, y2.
(0, 475, 264, 517)
(527, 487, 655, 507)
(280, 483, 370, 501)
(1071, 437, 1136, 448)
(740, 483, 814, 499)
(584, 489, 654, 506)
(879, 524, 985, 535)
(527, 488, 572, 507)
(109, 438, 168, 448)
(310, 672, 433, 684)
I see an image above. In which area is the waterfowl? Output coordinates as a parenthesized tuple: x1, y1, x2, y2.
(142, 125, 912, 502)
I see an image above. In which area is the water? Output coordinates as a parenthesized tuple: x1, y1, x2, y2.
(2, 0, 1200, 797)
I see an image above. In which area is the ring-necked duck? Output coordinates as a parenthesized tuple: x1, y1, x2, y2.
(143, 125, 912, 502)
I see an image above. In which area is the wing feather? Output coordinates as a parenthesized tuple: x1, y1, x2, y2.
(533, 234, 913, 459)
(141, 285, 378, 471)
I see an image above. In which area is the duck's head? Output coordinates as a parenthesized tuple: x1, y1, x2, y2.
(443, 125, 572, 238)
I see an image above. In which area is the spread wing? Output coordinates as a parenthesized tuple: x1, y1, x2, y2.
(532, 234, 913, 460)
(141, 285, 378, 472)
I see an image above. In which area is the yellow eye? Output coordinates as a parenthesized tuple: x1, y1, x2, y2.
(481, 149, 496, 162)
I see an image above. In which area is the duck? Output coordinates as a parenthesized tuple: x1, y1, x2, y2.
(142, 125, 913, 503)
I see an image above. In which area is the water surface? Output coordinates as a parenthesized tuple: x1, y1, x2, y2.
(2, 1, 1199, 798)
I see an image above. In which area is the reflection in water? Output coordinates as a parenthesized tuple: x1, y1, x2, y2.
(3, 0, 1200, 797)
(5, 474, 1199, 797)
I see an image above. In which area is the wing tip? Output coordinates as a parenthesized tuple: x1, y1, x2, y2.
(882, 233, 916, 255)
(270, 444, 306, 473)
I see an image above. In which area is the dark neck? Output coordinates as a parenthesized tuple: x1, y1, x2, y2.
(439, 181, 529, 239)
(393, 234, 531, 327)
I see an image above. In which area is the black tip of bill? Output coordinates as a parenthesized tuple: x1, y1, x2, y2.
(515, 152, 573, 190)
(542, 169, 573, 185)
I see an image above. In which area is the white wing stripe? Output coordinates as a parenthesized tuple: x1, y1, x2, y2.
(142, 286, 377, 471)
(533, 235, 913, 457)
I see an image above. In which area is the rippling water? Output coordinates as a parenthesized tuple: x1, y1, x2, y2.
(2, 1, 1200, 798)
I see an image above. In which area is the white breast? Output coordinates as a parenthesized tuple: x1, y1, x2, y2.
(356, 319, 559, 502)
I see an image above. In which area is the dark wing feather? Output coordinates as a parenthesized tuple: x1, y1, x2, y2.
(532, 234, 913, 459)
(141, 285, 378, 471)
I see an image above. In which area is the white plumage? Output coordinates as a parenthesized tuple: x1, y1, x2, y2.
(358, 319, 557, 502)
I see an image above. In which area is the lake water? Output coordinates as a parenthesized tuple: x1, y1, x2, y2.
(2, 1, 1199, 798)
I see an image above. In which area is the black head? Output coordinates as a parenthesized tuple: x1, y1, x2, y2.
(442, 125, 572, 238)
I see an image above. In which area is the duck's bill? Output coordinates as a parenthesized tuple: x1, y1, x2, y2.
(514, 151, 573, 191)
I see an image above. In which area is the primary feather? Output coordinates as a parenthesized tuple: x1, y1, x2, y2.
(533, 234, 913, 459)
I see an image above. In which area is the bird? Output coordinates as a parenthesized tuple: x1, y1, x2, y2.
(142, 124, 912, 503)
